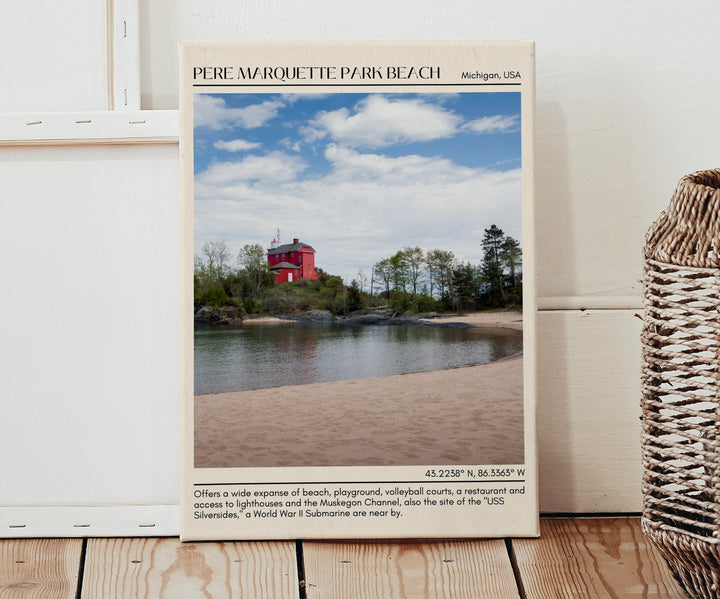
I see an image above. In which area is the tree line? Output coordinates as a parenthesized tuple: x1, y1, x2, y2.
(365, 225, 522, 313)
(194, 224, 522, 317)
(194, 241, 274, 313)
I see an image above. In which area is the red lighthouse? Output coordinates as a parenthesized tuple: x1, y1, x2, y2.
(267, 237, 318, 284)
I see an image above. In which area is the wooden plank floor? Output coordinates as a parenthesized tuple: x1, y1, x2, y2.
(0, 518, 689, 598)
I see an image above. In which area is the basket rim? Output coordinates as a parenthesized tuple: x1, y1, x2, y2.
(644, 169, 720, 269)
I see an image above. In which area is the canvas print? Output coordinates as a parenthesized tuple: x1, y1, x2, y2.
(192, 91, 524, 469)
(180, 41, 536, 540)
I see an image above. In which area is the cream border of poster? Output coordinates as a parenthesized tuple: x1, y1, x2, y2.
(180, 41, 537, 540)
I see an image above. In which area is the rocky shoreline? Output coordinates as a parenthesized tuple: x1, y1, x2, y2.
(284, 309, 473, 328)
(194, 306, 473, 328)
(194, 305, 243, 326)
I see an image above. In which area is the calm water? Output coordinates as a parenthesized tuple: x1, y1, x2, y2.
(194, 321, 522, 395)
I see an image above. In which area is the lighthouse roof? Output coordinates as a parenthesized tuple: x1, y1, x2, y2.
(268, 241, 315, 255)
(269, 261, 299, 271)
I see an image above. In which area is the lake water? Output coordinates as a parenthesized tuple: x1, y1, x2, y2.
(194, 321, 523, 395)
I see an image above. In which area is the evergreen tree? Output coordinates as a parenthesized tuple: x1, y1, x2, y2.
(346, 280, 364, 312)
(501, 236, 522, 289)
(453, 262, 480, 299)
(481, 225, 506, 304)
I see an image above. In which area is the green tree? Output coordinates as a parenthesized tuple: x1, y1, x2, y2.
(402, 246, 425, 296)
(201, 240, 231, 284)
(453, 262, 479, 297)
(481, 225, 506, 304)
(425, 249, 439, 298)
(453, 262, 481, 312)
(194, 245, 231, 308)
(390, 250, 410, 292)
(346, 280, 364, 312)
(501, 236, 522, 289)
(194, 255, 211, 294)
(373, 258, 393, 299)
(426, 249, 455, 298)
(237, 243, 269, 295)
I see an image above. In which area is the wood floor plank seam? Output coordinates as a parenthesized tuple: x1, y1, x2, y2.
(296, 540, 307, 599)
(505, 538, 526, 599)
(74, 538, 88, 599)
(0, 519, 688, 598)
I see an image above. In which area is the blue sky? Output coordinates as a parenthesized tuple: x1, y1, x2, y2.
(194, 92, 522, 282)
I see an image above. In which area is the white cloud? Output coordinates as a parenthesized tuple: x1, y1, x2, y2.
(213, 139, 262, 152)
(194, 95, 284, 130)
(194, 145, 521, 281)
(302, 95, 461, 148)
(281, 93, 332, 103)
(464, 115, 519, 134)
(324, 144, 478, 184)
(279, 137, 302, 152)
(196, 151, 306, 186)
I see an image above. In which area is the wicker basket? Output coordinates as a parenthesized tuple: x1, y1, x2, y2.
(641, 169, 720, 598)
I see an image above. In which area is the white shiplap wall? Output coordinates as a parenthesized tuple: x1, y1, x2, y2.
(2, 1, 720, 529)
(1, 2, 108, 112)
(0, 1, 182, 537)
(137, 0, 720, 513)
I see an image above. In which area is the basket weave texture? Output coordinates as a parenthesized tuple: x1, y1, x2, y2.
(642, 169, 720, 598)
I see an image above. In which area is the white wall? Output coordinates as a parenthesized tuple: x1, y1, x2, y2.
(141, 0, 720, 513)
(2, 1, 720, 526)
(1, 1, 108, 111)
(139, 0, 720, 296)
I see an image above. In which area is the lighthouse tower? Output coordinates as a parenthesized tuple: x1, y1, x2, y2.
(270, 227, 281, 249)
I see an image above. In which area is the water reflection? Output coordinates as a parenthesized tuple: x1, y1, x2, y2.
(194, 322, 522, 395)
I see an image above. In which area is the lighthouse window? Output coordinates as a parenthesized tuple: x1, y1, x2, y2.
(282, 253, 285, 260)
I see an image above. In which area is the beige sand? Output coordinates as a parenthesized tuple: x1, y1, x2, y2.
(194, 353, 523, 469)
(421, 310, 523, 330)
(242, 310, 523, 329)
(241, 316, 287, 325)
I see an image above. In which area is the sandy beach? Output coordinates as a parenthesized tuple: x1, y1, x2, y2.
(195, 311, 523, 468)
(421, 310, 523, 331)
(241, 310, 523, 330)
(240, 316, 287, 325)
